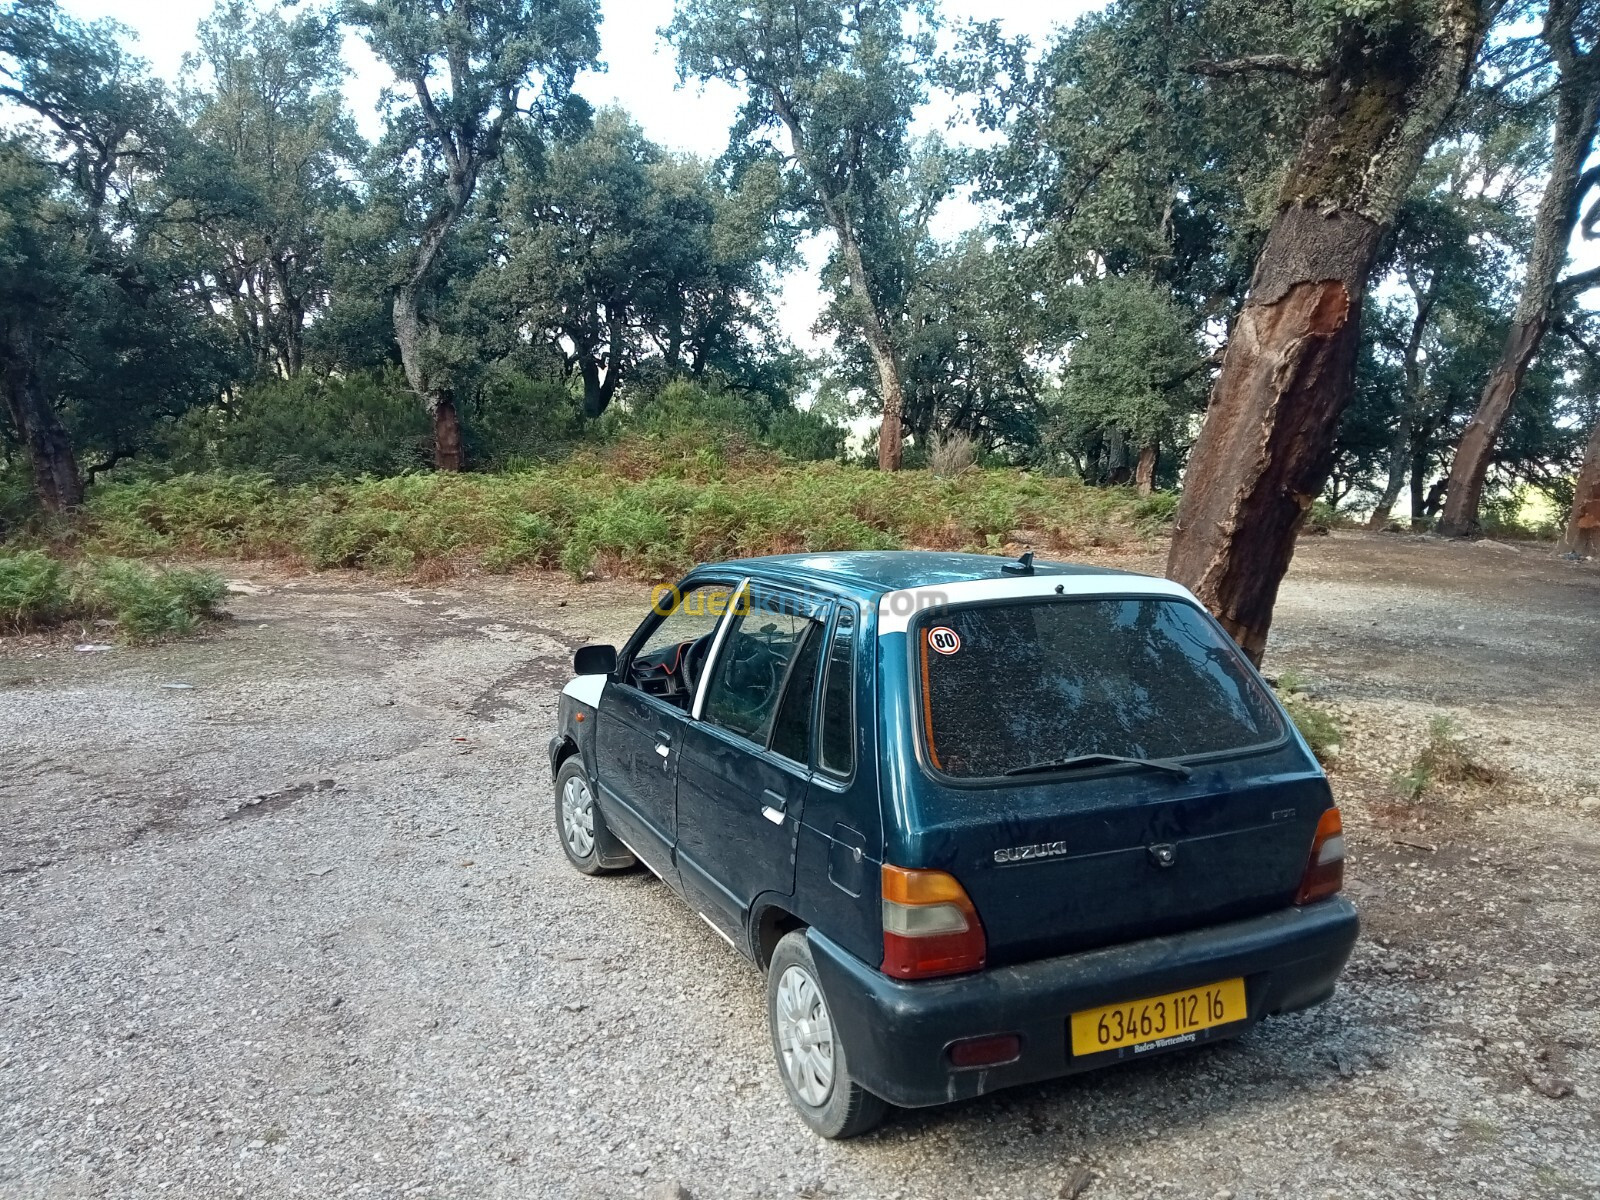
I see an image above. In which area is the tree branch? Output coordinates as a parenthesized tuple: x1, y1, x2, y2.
(1555, 264, 1600, 299)
(1189, 55, 1326, 81)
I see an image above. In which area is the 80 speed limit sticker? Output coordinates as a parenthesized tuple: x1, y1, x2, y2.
(927, 626, 961, 655)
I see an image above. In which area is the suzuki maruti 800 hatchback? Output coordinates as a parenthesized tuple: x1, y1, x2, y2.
(548, 552, 1357, 1137)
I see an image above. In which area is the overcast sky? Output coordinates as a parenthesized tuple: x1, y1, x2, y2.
(58, 0, 1100, 356)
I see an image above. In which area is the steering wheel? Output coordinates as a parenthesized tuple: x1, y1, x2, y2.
(679, 633, 715, 696)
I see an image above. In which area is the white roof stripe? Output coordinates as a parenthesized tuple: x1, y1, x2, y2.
(876, 573, 1196, 635)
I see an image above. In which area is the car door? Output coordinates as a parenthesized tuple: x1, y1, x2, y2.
(593, 579, 742, 880)
(675, 583, 829, 940)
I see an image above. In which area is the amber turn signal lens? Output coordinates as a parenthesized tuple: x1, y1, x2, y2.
(1295, 806, 1345, 905)
(881, 865, 987, 980)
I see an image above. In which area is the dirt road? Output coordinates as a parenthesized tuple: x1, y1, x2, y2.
(2, 533, 1596, 1199)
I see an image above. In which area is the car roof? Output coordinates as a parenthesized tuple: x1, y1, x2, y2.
(701, 550, 1142, 601)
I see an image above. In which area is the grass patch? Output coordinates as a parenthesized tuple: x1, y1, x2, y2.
(0, 551, 226, 641)
(1393, 715, 1505, 801)
(21, 434, 1171, 582)
(1272, 670, 1343, 763)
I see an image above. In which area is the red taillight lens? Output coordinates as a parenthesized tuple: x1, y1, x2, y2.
(1295, 807, 1345, 905)
(947, 1033, 1021, 1069)
(881, 865, 986, 979)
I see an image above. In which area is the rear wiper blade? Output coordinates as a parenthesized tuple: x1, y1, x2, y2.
(1003, 752, 1193, 780)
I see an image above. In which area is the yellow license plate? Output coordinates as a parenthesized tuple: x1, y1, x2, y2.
(1070, 977, 1247, 1057)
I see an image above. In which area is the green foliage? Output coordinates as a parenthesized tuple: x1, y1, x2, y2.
(766, 408, 844, 462)
(1043, 275, 1209, 485)
(0, 548, 67, 630)
(79, 559, 227, 640)
(169, 369, 431, 482)
(20, 441, 1166, 583)
(1271, 672, 1343, 763)
(1393, 714, 1505, 801)
(0, 549, 223, 639)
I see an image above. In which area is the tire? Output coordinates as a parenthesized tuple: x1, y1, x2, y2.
(554, 757, 628, 876)
(767, 930, 888, 1139)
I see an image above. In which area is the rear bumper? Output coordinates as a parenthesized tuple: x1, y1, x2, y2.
(808, 897, 1358, 1109)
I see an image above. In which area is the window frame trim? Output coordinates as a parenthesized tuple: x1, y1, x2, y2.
(904, 592, 1292, 788)
(814, 600, 860, 782)
(611, 575, 745, 706)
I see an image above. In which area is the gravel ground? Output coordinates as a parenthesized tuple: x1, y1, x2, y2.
(2, 535, 1597, 1200)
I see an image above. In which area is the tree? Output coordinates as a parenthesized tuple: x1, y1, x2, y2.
(496, 110, 789, 418)
(669, 0, 935, 470)
(346, 0, 600, 470)
(0, 140, 83, 511)
(1437, 0, 1600, 535)
(1045, 274, 1210, 490)
(178, 0, 362, 379)
(1166, 0, 1483, 663)
(0, 0, 172, 510)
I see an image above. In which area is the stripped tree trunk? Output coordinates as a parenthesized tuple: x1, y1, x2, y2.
(1167, 0, 1481, 663)
(1438, 0, 1600, 536)
(1135, 442, 1159, 496)
(1564, 419, 1600, 556)
(2, 318, 84, 512)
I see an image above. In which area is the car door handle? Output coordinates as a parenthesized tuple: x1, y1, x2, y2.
(654, 731, 672, 759)
(760, 788, 787, 826)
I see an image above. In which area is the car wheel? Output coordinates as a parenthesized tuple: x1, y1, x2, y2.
(555, 757, 624, 876)
(767, 930, 887, 1139)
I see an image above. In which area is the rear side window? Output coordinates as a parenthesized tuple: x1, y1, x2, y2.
(704, 598, 824, 746)
(769, 621, 824, 763)
(917, 598, 1283, 779)
(818, 607, 856, 776)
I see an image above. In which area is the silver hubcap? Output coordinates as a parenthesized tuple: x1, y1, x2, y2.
(776, 965, 835, 1107)
(561, 776, 595, 858)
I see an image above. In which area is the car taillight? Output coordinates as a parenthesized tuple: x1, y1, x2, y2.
(881, 865, 986, 979)
(1295, 807, 1345, 905)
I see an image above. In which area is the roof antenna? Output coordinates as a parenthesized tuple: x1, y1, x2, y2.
(1002, 548, 1035, 576)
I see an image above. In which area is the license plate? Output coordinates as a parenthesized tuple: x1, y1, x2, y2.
(1070, 977, 1247, 1057)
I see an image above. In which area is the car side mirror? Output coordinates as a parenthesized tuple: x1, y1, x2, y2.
(573, 644, 618, 676)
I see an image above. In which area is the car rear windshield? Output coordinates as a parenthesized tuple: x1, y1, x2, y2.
(916, 597, 1284, 779)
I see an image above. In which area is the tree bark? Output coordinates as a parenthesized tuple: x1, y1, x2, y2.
(393, 273, 465, 472)
(1563, 418, 1600, 556)
(1437, 0, 1600, 537)
(1135, 442, 1158, 495)
(432, 394, 464, 473)
(1166, 0, 1481, 663)
(837, 224, 905, 471)
(2, 318, 84, 513)
(1367, 422, 1410, 529)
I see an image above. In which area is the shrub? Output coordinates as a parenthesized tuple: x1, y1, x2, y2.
(929, 433, 978, 478)
(1303, 499, 1341, 535)
(168, 369, 432, 483)
(0, 550, 70, 631)
(0, 552, 224, 640)
(1393, 715, 1505, 801)
(76, 559, 227, 641)
(1272, 672, 1343, 763)
(21, 435, 1171, 581)
(0, 466, 38, 540)
(767, 407, 844, 462)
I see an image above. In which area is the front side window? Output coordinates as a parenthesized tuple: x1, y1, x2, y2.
(917, 598, 1283, 779)
(624, 582, 743, 706)
(704, 593, 824, 746)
